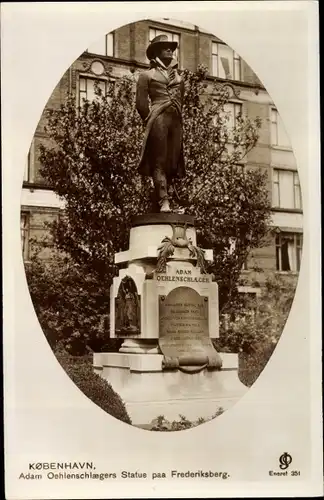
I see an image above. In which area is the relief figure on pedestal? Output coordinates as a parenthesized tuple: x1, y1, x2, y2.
(115, 276, 141, 336)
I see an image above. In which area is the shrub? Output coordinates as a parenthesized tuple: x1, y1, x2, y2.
(214, 274, 297, 386)
(238, 342, 277, 387)
(25, 252, 115, 355)
(149, 409, 224, 432)
(55, 346, 131, 425)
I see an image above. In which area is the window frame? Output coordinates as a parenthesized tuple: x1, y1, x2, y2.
(23, 140, 35, 184)
(211, 41, 241, 81)
(20, 212, 30, 261)
(270, 108, 278, 146)
(272, 168, 302, 210)
(78, 75, 110, 107)
(233, 51, 241, 81)
(293, 171, 302, 210)
(106, 33, 115, 57)
(24, 149, 31, 183)
(296, 233, 303, 271)
(216, 101, 243, 141)
(275, 232, 303, 272)
(211, 42, 219, 78)
(228, 101, 242, 129)
(270, 107, 292, 149)
(86, 32, 115, 57)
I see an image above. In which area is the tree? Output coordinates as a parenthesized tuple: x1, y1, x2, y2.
(25, 251, 116, 355)
(32, 65, 271, 352)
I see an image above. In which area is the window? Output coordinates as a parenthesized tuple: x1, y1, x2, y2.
(215, 102, 242, 146)
(86, 32, 114, 57)
(217, 102, 242, 136)
(79, 77, 108, 106)
(276, 232, 303, 272)
(271, 108, 291, 148)
(222, 102, 242, 129)
(212, 42, 241, 80)
(272, 169, 302, 210)
(149, 28, 180, 62)
(23, 140, 35, 183)
(24, 149, 31, 182)
(21, 212, 30, 261)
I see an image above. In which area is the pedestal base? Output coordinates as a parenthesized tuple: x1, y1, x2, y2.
(93, 352, 248, 426)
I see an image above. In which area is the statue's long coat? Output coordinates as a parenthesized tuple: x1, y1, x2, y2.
(136, 59, 185, 180)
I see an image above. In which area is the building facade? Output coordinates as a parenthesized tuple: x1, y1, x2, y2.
(21, 18, 303, 288)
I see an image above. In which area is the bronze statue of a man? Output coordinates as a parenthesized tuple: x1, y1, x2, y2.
(136, 34, 185, 213)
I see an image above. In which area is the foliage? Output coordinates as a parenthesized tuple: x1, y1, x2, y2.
(38, 65, 271, 311)
(149, 408, 224, 431)
(24, 247, 122, 355)
(214, 274, 297, 385)
(55, 345, 131, 424)
(217, 274, 297, 353)
(238, 344, 277, 387)
(39, 76, 151, 279)
(178, 67, 271, 306)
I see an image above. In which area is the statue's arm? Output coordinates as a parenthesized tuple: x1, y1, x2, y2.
(136, 72, 150, 121)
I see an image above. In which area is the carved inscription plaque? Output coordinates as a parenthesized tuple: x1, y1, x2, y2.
(159, 286, 219, 367)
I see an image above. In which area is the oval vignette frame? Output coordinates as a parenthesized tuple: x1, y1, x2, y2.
(20, 15, 304, 433)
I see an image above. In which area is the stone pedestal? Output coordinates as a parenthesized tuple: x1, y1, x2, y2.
(93, 213, 247, 427)
(94, 352, 247, 425)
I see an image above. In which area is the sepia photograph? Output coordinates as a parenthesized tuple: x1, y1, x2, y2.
(2, 2, 322, 499)
(20, 15, 304, 430)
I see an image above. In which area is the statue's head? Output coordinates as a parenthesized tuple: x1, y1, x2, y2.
(146, 34, 178, 64)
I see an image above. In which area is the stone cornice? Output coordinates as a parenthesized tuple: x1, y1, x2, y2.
(80, 52, 266, 92)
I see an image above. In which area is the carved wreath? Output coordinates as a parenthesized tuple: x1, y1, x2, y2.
(156, 223, 208, 274)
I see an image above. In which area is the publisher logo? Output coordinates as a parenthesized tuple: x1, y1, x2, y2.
(279, 452, 292, 470)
